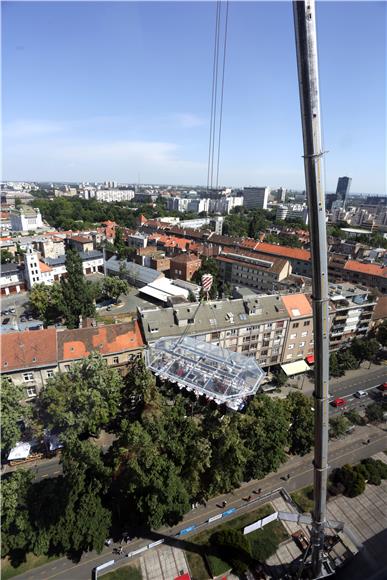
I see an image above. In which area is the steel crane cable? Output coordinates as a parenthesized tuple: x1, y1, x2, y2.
(207, 0, 221, 191)
(215, 0, 229, 191)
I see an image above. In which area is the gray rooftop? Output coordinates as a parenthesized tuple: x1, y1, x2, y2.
(1, 263, 21, 275)
(44, 250, 103, 266)
(138, 295, 289, 343)
(106, 256, 162, 286)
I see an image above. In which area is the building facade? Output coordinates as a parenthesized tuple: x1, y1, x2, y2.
(242, 187, 270, 210)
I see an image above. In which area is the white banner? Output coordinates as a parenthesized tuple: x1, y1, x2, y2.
(208, 514, 223, 523)
(96, 560, 115, 572)
(148, 540, 164, 549)
(128, 547, 148, 557)
(243, 520, 262, 535)
(261, 513, 278, 526)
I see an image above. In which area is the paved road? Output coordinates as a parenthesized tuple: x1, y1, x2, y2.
(12, 423, 387, 580)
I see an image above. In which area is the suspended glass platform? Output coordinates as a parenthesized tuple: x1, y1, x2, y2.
(145, 335, 265, 410)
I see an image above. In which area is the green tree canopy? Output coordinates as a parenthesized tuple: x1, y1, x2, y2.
(38, 354, 123, 437)
(1, 378, 31, 453)
(286, 392, 314, 455)
(59, 249, 96, 328)
(102, 276, 129, 303)
(1, 248, 14, 263)
(350, 338, 380, 363)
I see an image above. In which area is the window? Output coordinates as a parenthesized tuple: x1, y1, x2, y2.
(64, 364, 71, 371)
(26, 386, 37, 398)
(304, 320, 310, 326)
(301, 331, 308, 337)
(299, 341, 305, 347)
(288, 344, 294, 350)
(286, 354, 293, 359)
(23, 372, 34, 382)
(292, 322, 299, 328)
(290, 333, 297, 339)
(47, 370, 54, 378)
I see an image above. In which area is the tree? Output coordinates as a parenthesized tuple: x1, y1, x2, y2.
(376, 321, 387, 347)
(59, 249, 95, 328)
(39, 354, 123, 437)
(365, 402, 384, 423)
(329, 416, 351, 439)
(111, 421, 191, 529)
(29, 282, 63, 323)
(329, 352, 344, 377)
(350, 338, 379, 363)
(210, 529, 252, 575)
(286, 392, 314, 455)
(203, 414, 251, 496)
(242, 396, 288, 480)
(1, 378, 31, 453)
(102, 276, 129, 303)
(1, 249, 13, 263)
(1, 470, 36, 556)
(330, 464, 365, 498)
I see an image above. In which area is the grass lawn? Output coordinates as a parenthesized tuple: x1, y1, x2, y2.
(185, 503, 288, 580)
(291, 485, 314, 514)
(1, 554, 59, 580)
(102, 564, 142, 580)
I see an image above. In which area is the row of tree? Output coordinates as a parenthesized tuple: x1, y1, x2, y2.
(29, 249, 129, 327)
(329, 337, 381, 377)
(2, 356, 315, 562)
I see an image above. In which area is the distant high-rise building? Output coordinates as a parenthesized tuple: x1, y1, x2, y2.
(335, 176, 352, 207)
(242, 186, 270, 210)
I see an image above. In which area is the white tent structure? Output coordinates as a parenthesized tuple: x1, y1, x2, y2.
(145, 334, 265, 410)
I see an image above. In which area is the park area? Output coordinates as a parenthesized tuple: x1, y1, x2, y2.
(185, 503, 288, 580)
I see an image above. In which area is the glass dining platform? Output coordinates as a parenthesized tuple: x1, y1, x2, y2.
(145, 335, 265, 411)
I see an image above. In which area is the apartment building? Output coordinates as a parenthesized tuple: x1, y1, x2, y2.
(170, 253, 202, 282)
(329, 283, 376, 350)
(1, 322, 145, 400)
(68, 235, 94, 253)
(281, 294, 314, 363)
(242, 187, 270, 210)
(138, 295, 290, 368)
(216, 249, 291, 293)
(1, 263, 26, 295)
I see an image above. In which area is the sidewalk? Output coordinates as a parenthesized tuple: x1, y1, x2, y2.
(287, 361, 384, 395)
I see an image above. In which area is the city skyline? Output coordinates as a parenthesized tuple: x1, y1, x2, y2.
(3, 1, 386, 193)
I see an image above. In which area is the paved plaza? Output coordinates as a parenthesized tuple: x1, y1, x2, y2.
(139, 545, 190, 580)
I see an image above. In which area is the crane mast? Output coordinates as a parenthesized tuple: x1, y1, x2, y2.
(293, 1, 330, 576)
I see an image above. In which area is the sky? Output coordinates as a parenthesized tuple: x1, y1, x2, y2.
(2, 1, 386, 192)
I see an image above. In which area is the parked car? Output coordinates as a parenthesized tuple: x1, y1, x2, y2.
(106, 305, 113, 311)
(332, 397, 346, 408)
(354, 390, 367, 399)
(379, 382, 387, 391)
(9, 307, 16, 314)
(2, 317, 10, 325)
(28, 315, 33, 321)
(20, 316, 27, 322)
(104, 538, 113, 546)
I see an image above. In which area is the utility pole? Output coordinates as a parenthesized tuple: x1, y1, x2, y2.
(293, 1, 330, 577)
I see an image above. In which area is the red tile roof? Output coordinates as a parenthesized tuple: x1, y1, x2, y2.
(256, 242, 311, 261)
(39, 261, 52, 273)
(344, 260, 387, 278)
(170, 253, 201, 264)
(1, 329, 57, 372)
(57, 321, 144, 361)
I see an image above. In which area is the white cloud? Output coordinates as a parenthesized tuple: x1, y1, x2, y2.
(3, 137, 206, 183)
(3, 119, 66, 138)
(174, 113, 206, 129)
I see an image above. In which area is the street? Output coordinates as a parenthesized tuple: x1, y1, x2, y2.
(11, 422, 387, 580)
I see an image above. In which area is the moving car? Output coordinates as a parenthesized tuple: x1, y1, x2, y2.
(354, 390, 367, 399)
(332, 397, 346, 408)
